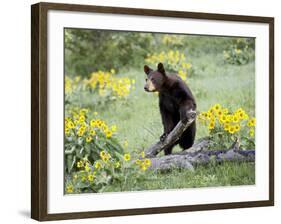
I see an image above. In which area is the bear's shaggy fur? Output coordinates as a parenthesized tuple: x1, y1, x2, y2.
(144, 63, 196, 155)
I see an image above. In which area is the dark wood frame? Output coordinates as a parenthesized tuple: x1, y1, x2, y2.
(31, 2, 274, 221)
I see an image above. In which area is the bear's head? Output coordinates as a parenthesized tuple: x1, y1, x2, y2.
(143, 63, 166, 92)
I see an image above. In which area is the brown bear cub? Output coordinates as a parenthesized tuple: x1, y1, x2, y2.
(144, 63, 196, 155)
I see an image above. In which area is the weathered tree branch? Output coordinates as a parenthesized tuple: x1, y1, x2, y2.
(145, 111, 197, 158)
(149, 149, 255, 171)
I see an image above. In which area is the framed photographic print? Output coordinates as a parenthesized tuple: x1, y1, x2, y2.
(31, 2, 274, 221)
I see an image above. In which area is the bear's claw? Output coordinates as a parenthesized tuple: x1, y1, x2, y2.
(160, 133, 168, 142)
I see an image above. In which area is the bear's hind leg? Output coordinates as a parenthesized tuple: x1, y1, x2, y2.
(178, 122, 196, 150)
(164, 146, 173, 155)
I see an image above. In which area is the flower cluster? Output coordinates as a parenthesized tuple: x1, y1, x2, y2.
(135, 152, 152, 171)
(85, 70, 135, 98)
(64, 108, 124, 175)
(65, 108, 116, 139)
(65, 150, 152, 194)
(145, 50, 193, 81)
(65, 76, 81, 94)
(198, 104, 255, 137)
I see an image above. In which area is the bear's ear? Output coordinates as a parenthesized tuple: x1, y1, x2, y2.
(144, 65, 152, 75)
(157, 62, 166, 75)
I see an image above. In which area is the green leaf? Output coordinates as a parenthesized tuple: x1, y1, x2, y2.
(66, 155, 73, 173)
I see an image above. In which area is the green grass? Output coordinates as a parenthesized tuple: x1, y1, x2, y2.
(103, 162, 255, 192)
(71, 51, 255, 191)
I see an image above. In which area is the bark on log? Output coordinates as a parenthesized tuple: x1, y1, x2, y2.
(145, 110, 197, 158)
(149, 149, 255, 171)
(174, 137, 211, 155)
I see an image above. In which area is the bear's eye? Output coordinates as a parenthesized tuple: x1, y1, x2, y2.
(151, 78, 155, 82)
(145, 78, 148, 81)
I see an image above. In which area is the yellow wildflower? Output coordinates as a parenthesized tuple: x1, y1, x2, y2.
(208, 121, 215, 130)
(226, 115, 233, 122)
(144, 159, 151, 167)
(79, 108, 88, 115)
(79, 115, 85, 123)
(90, 129, 96, 136)
(66, 184, 74, 193)
(220, 115, 227, 123)
(65, 128, 70, 135)
(67, 120, 75, 129)
(228, 126, 235, 134)
(77, 160, 84, 168)
(140, 164, 148, 171)
(222, 108, 229, 114)
(224, 123, 230, 131)
(102, 155, 109, 163)
(84, 163, 91, 172)
(213, 104, 221, 111)
(111, 125, 117, 132)
(105, 130, 113, 138)
(86, 136, 92, 143)
(249, 128, 255, 137)
(100, 151, 106, 158)
(247, 118, 256, 127)
(81, 175, 87, 182)
(124, 153, 131, 161)
(234, 124, 241, 132)
(87, 174, 94, 182)
(95, 161, 101, 169)
(216, 109, 223, 117)
(114, 161, 121, 168)
(77, 127, 85, 137)
(235, 48, 242, 54)
(90, 119, 97, 127)
(233, 115, 239, 123)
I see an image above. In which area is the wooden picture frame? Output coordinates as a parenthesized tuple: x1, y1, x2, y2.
(31, 2, 274, 221)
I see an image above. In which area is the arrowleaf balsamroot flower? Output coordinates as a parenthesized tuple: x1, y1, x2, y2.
(124, 153, 131, 161)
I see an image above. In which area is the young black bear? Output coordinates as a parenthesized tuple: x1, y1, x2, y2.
(144, 63, 196, 155)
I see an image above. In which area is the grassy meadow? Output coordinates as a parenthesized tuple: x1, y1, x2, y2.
(64, 30, 255, 193)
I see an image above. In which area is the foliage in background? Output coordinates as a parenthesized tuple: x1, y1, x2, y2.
(198, 104, 256, 149)
(145, 50, 194, 80)
(223, 38, 255, 65)
(65, 70, 135, 108)
(65, 29, 155, 77)
(65, 29, 255, 78)
(161, 34, 185, 48)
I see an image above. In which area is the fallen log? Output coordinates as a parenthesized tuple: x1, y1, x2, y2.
(174, 137, 211, 154)
(144, 111, 255, 171)
(149, 149, 255, 171)
(145, 110, 197, 158)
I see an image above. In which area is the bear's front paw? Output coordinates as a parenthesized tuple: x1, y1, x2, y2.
(160, 133, 168, 142)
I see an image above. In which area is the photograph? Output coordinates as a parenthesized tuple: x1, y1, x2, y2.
(63, 28, 256, 194)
